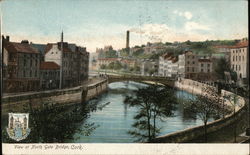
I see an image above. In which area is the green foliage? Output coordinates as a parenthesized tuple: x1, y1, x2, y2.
(100, 64, 107, 69)
(165, 42, 173, 45)
(120, 49, 130, 57)
(104, 50, 118, 58)
(132, 48, 144, 57)
(214, 58, 237, 82)
(124, 85, 177, 142)
(2, 99, 109, 143)
(184, 87, 225, 142)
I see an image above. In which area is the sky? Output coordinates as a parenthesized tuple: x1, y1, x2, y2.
(1, 0, 248, 52)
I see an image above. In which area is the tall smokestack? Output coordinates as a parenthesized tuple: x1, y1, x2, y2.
(126, 30, 129, 49)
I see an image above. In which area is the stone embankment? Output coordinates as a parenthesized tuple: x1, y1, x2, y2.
(2, 78, 108, 115)
(152, 78, 246, 143)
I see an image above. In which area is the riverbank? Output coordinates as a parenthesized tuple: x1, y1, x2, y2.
(1, 78, 108, 115)
(151, 78, 247, 143)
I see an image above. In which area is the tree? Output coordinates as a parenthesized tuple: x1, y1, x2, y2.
(100, 64, 106, 69)
(113, 61, 123, 70)
(105, 50, 118, 58)
(214, 58, 237, 82)
(107, 62, 115, 70)
(124, 85, 176, 142)
(184, 86, 224, 142)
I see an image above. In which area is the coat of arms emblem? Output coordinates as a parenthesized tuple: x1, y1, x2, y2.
(6, 113, 31, 141)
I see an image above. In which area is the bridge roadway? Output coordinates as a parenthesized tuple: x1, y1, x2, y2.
(106, 74, 175, 87)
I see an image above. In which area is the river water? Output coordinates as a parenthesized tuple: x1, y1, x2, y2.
(2, 81, 212, 143)
(67, 81, 205, 143)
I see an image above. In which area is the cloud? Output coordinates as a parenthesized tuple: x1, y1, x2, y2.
(173, 10, 193, 20)
(184, 12, 193, 20)
(185, 21, 211, 31)
(129, 23, 214, 44)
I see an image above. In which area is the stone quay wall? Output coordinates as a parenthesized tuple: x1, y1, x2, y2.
(2, 79, 108, 115)
(152, 78, 246, 143)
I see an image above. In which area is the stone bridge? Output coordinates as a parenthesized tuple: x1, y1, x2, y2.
(106, 75, 175, 87)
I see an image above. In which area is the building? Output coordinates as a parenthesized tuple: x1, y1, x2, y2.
(97, 58, 120, 69)
(184, 51, 198, 79)
(140, 59, 158, 76)
(177, 54, 185, 77)
(198, 58, 213, 73)
(159, 53, 171, 76)
(229, 40, 249, 83)
(120, 58, 137, 68)
(2, 36, 40, 93)
(96, 45, 114, 58)
(196, 58, 213, 81)
(30, 43, 47, 61)
(40, 61, 60, 89)
(44, 36, 89, 88)
(158, 53, 179, 77)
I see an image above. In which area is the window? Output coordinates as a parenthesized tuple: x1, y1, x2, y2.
(187, 67, 189, 72)
(236, 65, 237, 71)
(30, 60, 32, 66)
(239, 56, 241, 61)
(24, 59, 26, 66)
(23, 71, 26, 77)
(30, 70, 32, 77)
(232, 65, 234, 70)
(187, 61, 190, 64)
(51, 52, 54, 54)
(201, 63, 204, 67)
(236, 56, 237, 61)
(35, 70, 37, 77)
(201, 69, 203, 72)
(192, 67, 194, 72)
(207, 64, 210, 67)
(193, 61, 195, 64)
(208, 69, 210, 72)
(239, 65, 241, 71)
(233, 56, 235, 61)
(192, 56, 195, 59)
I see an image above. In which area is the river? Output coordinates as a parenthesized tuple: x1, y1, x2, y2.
(2, 81, 213, 143)
(67, 81, 206, 143)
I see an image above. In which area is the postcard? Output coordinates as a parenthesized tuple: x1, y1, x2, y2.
(1, 0, 249, 154)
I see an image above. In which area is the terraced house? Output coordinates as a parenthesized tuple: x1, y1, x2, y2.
(229, 39, 249, 84)
(44, 40, 89, 88)
(2, 36, 40, 93)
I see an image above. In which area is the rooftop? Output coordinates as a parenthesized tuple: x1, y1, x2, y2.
(40, 61, 60, 70)
(4, 41, 39, 54)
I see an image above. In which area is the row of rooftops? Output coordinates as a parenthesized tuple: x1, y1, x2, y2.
(2, 36, 89, 55)
(160, 51, 212, 63)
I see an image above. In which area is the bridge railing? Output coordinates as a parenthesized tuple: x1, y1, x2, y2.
(107, 74, 175, 81)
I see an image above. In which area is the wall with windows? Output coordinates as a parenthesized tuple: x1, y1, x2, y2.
(230, 47, 248, 79)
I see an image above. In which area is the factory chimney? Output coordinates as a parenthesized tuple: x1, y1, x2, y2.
(126, 30, 129, 49)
